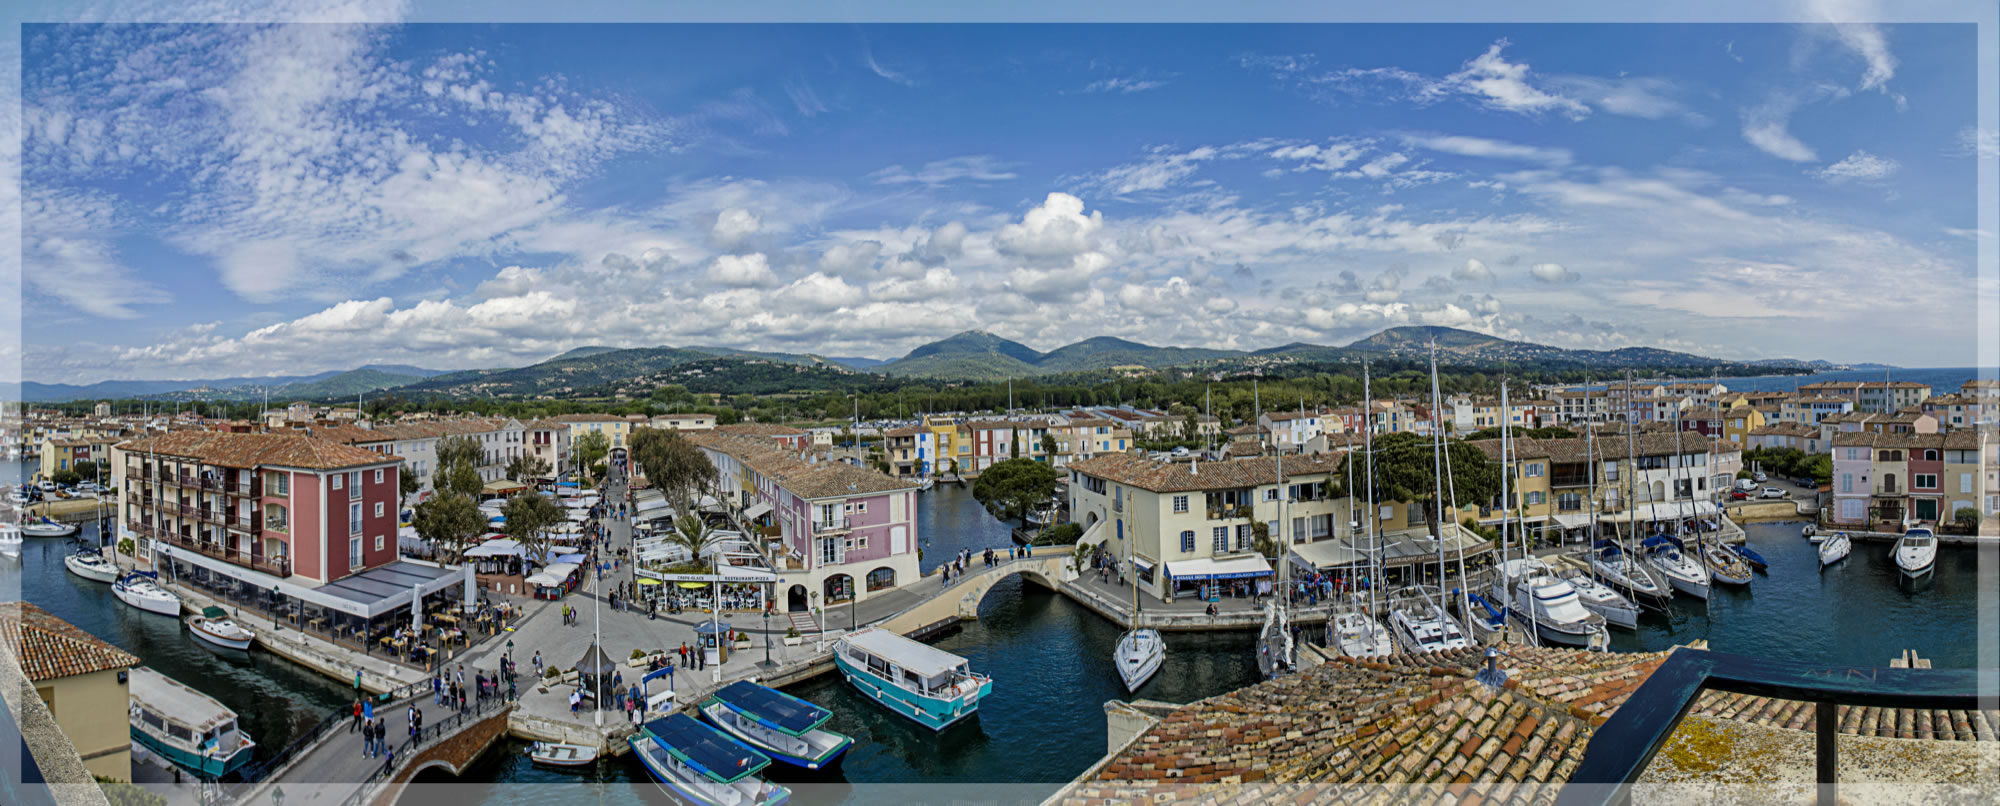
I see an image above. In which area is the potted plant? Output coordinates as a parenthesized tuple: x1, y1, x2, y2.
(782, 626, 803, 647)
(733, 629, 753, 649)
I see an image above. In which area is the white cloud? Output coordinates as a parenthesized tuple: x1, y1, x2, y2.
(1529, 262, 1579, 283)
(995, 193, 1104, 259)
(21, 189, 171, 319)
(869, 268, 960, 302)
(1741, 94, 1819, 162)
(706, 253, 779, 287)
(476, 266, 545, 299)
(1811, 150, 1899, 182)
(218, 241, 300, 303)
(861, 41, 915, 87)
(1953, 127, 1997, 159)
(1805, 0, 1898, 91)
(711, 208, 762, 248)
(869, 156, 1017, 186)
(1087, 145, 1221, 195)
(778, 272, 864, 311)
(1269, 140, 1371, 173)
(1453, 259, 1494, 282)
(1404, 135, 1572, 166)
(1431, 40, 1591, 119)
(819, 241, 883, 275)
(1079, 77, 1169, 94)
(1544, 75, 1707, 124)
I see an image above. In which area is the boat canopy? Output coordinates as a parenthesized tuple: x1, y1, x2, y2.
(1165, 554, 1274, 582)
(130, 667, 237, 733)
(710, 680, 830, 735)
(642, 714, 770, 783)
(200, 606, 227, 619)
(840, 627, 969, 678)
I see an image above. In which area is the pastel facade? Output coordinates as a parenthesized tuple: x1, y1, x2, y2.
(0, 603, 140, 781)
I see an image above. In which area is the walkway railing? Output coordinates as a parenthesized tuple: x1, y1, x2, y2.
(1558, 648, 1984, 806)
(345, 683, 519, 806)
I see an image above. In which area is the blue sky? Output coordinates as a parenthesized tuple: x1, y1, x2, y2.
(14, 11, 1995, 383)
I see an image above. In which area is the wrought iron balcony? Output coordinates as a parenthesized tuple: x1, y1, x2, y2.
(811, 516, 851, 534)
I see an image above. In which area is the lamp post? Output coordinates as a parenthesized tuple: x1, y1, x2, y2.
(760, 581, 775, 670)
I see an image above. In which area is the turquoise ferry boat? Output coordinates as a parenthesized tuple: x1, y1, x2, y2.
(630, 714, 790, 806)
(128, 667, 256, 779)
(832, 627, 991, 731)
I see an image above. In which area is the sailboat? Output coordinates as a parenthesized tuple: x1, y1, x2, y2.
(1817, 531, 1852, 568)
(1113, 534, 1164, 692)
(1386, 345, 1473, 656)
(1330, 398, 1391, 659)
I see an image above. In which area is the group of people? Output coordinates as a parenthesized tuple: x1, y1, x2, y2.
(351, 699, 410, 764)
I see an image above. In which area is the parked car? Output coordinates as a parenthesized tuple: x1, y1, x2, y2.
(1760, 487, 1786, 499)
(1733, 478, 1757, 492)
(1730, 490, 1751, 500)
(1753, 471, 1768, 483)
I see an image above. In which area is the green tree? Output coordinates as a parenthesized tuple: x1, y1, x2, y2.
(628, 427, 717, 508)
(1953, 507, 1979, 533)
(412, 492, 484, 564)
(437, 435, 482, 476)
(398, 461, 420, 503)
(1040, 432, 1058, 459)
(500, 492, 566, 567)
(1183, 411, 1200, 441)
(438, 454, 483, 500)
(663, 512, 730, 570)
(971, 458, 1062, 525)
(573, 431, 610, 487)
(505, 452, 551, 483)
(1339, 431, 1501, 537)
(51, 468, 81, 486)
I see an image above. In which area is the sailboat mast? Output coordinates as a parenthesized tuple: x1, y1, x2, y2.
(1363, 363, 1379, 619)
(1500, 379, 1512, 567)
(1427, 343, 1448, 612)
(1623, 371, 1639, 547)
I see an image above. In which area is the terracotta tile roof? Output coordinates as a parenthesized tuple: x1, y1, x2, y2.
(0, 601, 140, 682)
(882, 426, 923, 437)
(1538, 431, 1712, 464)
(117, 430, 396, 470)
(1069, 452, 1342, 492)
(1465, 437, 1550, 461)
(687, 431, 912, 499)
(546, 413, 629, 423)
(716, 422, 807, 437)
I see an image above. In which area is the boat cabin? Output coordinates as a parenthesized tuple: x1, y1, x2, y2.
(839, 628, 982, 699)
(128, 667, 252, 776)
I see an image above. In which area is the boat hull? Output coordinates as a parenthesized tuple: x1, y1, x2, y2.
(64, 555, 117, 583)
(22, 522, 79, 538)
(1818, 538, 1850, 568)
(130, 725, 253, 779)
(833, 652, 987, 731)
(697, 702, 851, 770)
(114, 585, 183, 616)
(527, 742, 598, 767)
(1115, 630, 1164, 692)
(187, 619, 254, 651)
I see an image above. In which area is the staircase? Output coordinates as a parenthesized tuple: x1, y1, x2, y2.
(788, 609, 820, 634)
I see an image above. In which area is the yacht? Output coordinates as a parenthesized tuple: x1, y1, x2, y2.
(1641, 535, 1712, 600)
(0, 524, 21, 558)
(1492, 558, 1610, 649)
(113, 571, 183, 616)
(1700, 540, 1753, 587)
(699, 680, 852, 771)
(1114, 628, 1166, 692)
(64, 550, 118, 583)
(630, 714, 790, 806)
(1329, 596, 1393, 658)
(1386, 586, 1473, 656)
(1590, 541, 1673, 610)
(1553, 562, 1639, 630)
(1893, 528, 1937, 578)
(21, 518, 79, 538)
(834, 627, 991, 731)
(1818, 531, 1852, 569)
(128, 667, 256, 779)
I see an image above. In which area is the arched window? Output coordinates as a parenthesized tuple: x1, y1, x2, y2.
(866, 567, 896, 592)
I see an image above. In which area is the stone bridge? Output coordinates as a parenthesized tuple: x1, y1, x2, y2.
(378, 706, 515, 804)
(873, 547, 1076, 635)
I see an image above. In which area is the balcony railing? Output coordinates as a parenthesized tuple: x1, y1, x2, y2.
(1206, 505, 1254, 521)
(1551, 473, 1593, 487)
(178, 504, 197, 518)
(195, 476, 221, 492)
(265, 518, 289, 533)
(1560, 648, 1980, 806)
(811, 516, 851, 534)
(157, 532, 292, 578)
(228, 481, 260, 498)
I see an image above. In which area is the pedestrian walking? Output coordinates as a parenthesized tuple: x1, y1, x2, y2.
(359, 718, 371, 758)
(352, 700, 362, 732)
(533, 650, 543, 678)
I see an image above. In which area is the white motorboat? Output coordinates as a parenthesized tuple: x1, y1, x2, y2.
(1555, 564, 1640, 630)
(526, 741, 600, 767)
(918, 477, 935, 492)
(1114, 628, 1165, 692)
(1801, 523, 1817, 539)
(5, 488, 29, 505)
(0, 524, 21, 558)
(113, 572, 183, 616)
(1590, 542, 1672, 610)
(21, 519, 79, 538)
(1386, 586, 1473, 656)
(1893, 528, 1937, 578)
(1330, 603, 1393, 658)
(1818, 531, 1852, 568)
(186, 607, 255, 651)
(1492, 558, 1610, 649)
(64, 550, 118, 583)
(1641, 535, 1711, 600)
(1807, 530, 1828, 545)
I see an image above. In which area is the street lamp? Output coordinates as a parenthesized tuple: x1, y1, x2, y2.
(760, 581, 775, 670)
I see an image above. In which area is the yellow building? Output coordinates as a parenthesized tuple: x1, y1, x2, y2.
(923, 415, 969, 474)
(1721, 403, 1765, 447)
(1461, 437, 1554, 541)
(0, 602, 140, 780)
(549, 413, 635, 450)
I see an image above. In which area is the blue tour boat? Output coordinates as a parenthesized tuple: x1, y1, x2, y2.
(630, 714, 790, 806)
(833, 627, 992, 731)
(700, 680, 853, 770)
(128, 667, 256, 779)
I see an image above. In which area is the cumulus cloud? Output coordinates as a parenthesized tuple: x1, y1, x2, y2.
(476, 266, 545, 299)
(711, 208, 762, 248)
(869, 268, 960, 301)
(1453, 258, 1494, 282)
(1811, 150, 1899, 182)
(707, 253, 779, 287)
(995, 193, 1104, 258)
(1529, 262, 1579, 283)
(778, 272, 864, 311)
(819, 241, 883, 275)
